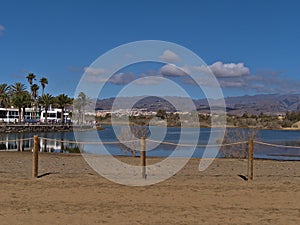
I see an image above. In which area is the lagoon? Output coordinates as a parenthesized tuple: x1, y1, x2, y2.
(1, 126, 300, 161)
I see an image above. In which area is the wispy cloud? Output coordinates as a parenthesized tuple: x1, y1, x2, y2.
(68, 66, 83, 73)
(134, 76, 164, 85)
(108, 72, 136, 85)
(160, 64, 188, 76)
(9, 69, 28, 80)
(160, 50, 180, 63)
(0, 24, 5, 36)
(81, 61, 300, 95)
(176, 61, 300, 94)
(84, 67, 107, 76)
(211, 67, 300, 94)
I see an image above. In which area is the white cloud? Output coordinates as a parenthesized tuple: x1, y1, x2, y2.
(160, 64, 188, 76)
(84, 67, 107, 76)
(160, 50, 180, 63)
(0, 25, 5, 36)
(83, 70, 163, 85)
(195, 62, 250, 78)
(210, 62, 250, 77)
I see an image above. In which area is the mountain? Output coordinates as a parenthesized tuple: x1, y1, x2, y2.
(95, 94, 300, 115)
(223, 94, 300, 115)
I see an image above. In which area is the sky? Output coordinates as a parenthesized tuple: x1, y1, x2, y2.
(0, 0, 300, 100)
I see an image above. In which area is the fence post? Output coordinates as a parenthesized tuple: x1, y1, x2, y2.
(140, 137, 146, 179)
(248, 138, 254, 180)
(32, 135, 39, 178)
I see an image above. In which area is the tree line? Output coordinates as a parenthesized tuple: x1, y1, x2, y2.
(0, 73, 75, 124)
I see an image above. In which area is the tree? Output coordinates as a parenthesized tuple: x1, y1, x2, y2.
(242, 111, 249, 118)
(9, 82, 27, 96)
(26, 73, 36, 87)
(30, 84, 39, 119)
(0, 83, 10, 108)
(21, 92, 32, 121)
(8, 83, 29, 122)
(39, 94, 54, 124)
(11, 92, 31, 123)
(119, 125, 150, 157)
(156, 109, 167, 119)
(39, 77, 48, 96)
(55, 94, 72, 123)
(75, 92, 88, 124)
(30, 84, 39, 100)
(220, 129, 259, 159)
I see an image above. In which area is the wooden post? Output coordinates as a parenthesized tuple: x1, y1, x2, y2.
(248, 138, 254, 180)
(140, 137, 146, 179)
(32, 135, 39, 178)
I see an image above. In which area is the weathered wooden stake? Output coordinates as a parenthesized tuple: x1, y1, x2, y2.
(140, 137, 146, 179)
(32, 135, 39, 178)
(248, 138, 254, 180)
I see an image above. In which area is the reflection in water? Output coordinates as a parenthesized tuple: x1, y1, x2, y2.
(0, 133, 32, 151)
(0, 126, 300, 160)
(0, 132, 79, 153)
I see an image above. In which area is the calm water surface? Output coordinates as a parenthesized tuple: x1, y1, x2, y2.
(1, 125, 300, 160)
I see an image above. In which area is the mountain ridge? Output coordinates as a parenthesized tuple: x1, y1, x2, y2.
(95, 93, 300, 115)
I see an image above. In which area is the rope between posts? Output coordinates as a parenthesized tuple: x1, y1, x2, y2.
(147, 139, 248, 147)
(39, 137, 248, 147)
(4, 137, 300, 149)
(40, 137, 138, 145)
(254, 141, 300, 149)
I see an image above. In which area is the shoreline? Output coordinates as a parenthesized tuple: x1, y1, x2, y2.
(0, 124, 96, 133)
(100, 121, 300, 131)
(1, 122, 300, 133)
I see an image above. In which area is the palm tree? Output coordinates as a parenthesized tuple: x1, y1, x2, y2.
(26, 73, 36, 87)
(76, 92, 87, 124)
(39, 94, 54, 124)
(30, 84, 39, 119)
(0, 83, 10, 108)
(9, 82, 27, 96)
(11, 93, 29, 123)
(30, 84, 39, 100)
(21, 92, 32, 121)
(8, 83, 28, 123)
(39, 77, 48, 96)
(55, 94, 72, 123)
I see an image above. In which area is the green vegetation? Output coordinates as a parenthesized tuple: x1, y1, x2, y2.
(0, 73, 73, 123)
(226, 113, 295, 129)
(38, 94, 55, 124)
(97, 109, 300, 130)
(55, 94, 73, 123)
(3, 72, 300, 130)
(39, 77, 48, 96)
(73, 92, 91, 124)
(0, 83, 10, 108)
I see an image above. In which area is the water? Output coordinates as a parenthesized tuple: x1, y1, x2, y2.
(1, 125, 300, 160)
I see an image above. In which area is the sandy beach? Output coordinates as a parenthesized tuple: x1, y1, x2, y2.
(0, 152, 299, 225)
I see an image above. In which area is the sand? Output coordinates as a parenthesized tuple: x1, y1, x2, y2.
(0, 152, 299, 225)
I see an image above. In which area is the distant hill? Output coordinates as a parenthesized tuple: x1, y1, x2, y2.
(222, 94, 300, 115)
(95, 94, 300, 116)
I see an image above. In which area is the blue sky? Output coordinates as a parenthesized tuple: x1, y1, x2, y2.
(0, 0, 300, 99)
